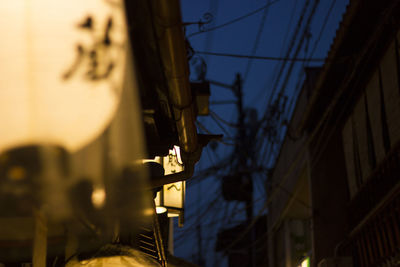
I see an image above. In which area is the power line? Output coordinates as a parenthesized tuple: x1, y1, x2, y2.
(253, 0, 314, 156)
(195, 50, 326, 62)
(176, 195, 267, 244)
(209, 115, 234, 138)
(219, 199, 268, 258)
(183, 2, 320, 262)
(253, 173, 267, 198)
(218, 0, 322, 245)
(178, 193, 223, 233)
(196, 121, 235, 146)
(210, 110, 239, 128)
(181, 1, 353, 264)
(308, 0, 337, 60)
(205, 144, 217, 167)
(262, 0, 323, 165)
(243, 0, 272, 81)
(187, 154, 233, 186)
(176, 183, 224, 231)
(209, 100, 237, 105)
(187, 0, 281, 38)
(255, 0, 321, 170)
(272, 0, 321, 102)
(220, 3, 397, 253)
(201, 0, 220, 76)
(255, 0, 321, 173)
(175, 193, 246, 248)
(261, 0, 312, 111)
(249, 0, 299, 105)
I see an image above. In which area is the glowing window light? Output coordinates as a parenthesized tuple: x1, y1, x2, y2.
(0, 0, 128, 153)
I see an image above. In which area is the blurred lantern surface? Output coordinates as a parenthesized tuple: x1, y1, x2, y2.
(155, 146, 186, 222)
(0, 0, 128, 153)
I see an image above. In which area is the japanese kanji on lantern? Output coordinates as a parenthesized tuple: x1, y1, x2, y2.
(0, 0, 128, 153)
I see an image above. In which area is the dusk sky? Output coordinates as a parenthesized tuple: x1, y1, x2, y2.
(174, 1, 349, 266)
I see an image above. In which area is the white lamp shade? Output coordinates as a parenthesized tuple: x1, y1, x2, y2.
(162, 146, 185, 210)
(154, 146, 185, 215)
(0, 0, 128, 153)
(162, 181, 185, 210)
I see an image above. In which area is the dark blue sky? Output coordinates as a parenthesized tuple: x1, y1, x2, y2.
(174, 1, 349, 266)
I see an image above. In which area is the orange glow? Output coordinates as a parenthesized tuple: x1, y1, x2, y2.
(0, 0, 128, 153)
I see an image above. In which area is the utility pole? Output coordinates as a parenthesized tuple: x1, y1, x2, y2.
(212, 74, 255, 267)
(234, 73, 254, 267)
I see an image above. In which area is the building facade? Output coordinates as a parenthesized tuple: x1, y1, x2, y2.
(267, 1, 400, 266)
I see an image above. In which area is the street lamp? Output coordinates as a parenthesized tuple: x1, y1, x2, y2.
(154, 146, 186, 225)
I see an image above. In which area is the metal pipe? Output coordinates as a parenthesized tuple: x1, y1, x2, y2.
(151, 0, 198, 153)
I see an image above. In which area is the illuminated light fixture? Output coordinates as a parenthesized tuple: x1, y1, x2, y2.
(91, 186, 106, 209)
(299, 257, 310, 267)
(156, 206, 167, 214)
(154, 146, 186, 226)
(141, 157, 162, 165)
(0, 0, 128, 154)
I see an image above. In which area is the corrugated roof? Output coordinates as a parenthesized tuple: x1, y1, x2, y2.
(299, 0, 400, 132)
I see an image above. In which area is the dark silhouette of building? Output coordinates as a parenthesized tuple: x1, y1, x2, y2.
(267, 1, 400, 266)
(216, 216, 268, 267)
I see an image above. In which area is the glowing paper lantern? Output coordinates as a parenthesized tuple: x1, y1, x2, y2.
(0, 0, 128, 153)
(155, 146, 186, 219)
(155, 181, 186, 218)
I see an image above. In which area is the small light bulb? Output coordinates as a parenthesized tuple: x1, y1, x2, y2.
(167, 212, 179, 218)
(156, 206, 167, 214)
(91, 187, 106, 209)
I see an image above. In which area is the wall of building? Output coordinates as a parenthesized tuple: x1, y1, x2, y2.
(338, 28, 400, 267)
(342, 30, 400, 200)
(267, 72, 316, 267)
(268, 4, 400, 267)
(308, 126, 350, 266)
